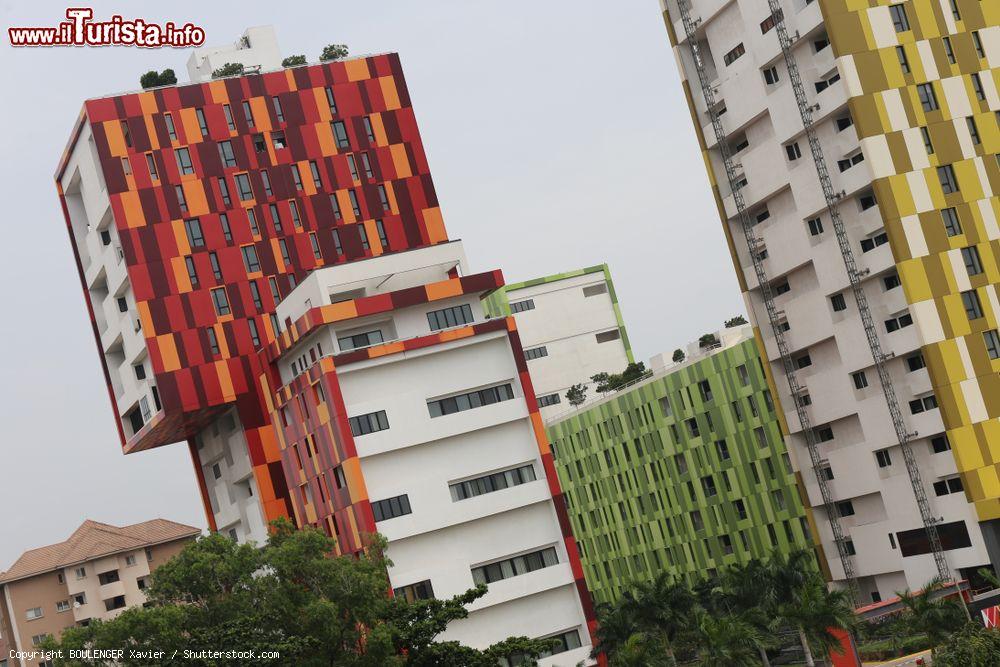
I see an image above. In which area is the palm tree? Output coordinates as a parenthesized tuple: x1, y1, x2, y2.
(715, 560, 780, 666)
(629, 573, 697, 664)
(692, 609, 765, 667)
(896, 577, 966, 655)
(778, 580, 857, 666)
(608, 632, 674, 667)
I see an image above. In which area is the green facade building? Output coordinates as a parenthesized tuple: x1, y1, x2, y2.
(546, 327, 812, 604)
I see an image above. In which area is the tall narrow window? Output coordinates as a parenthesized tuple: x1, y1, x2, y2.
(235, 173, 254, 201)
(291, 164, 303, 191)
(896, 46, 910, 73)
(269, 203, 283, 233)
(145, 153, 158, 180)
(348, 189, 361, 217)
(325, 87, 338, 115)
(921, 126, 934, 154)
(310, 160, 322, 188)
(973, 32, 984, 59)
(972, 73, 986, 101)
(962, 290, 984, 320)
(347, 155, 360, 181)
(120, 120, 132, 146)
(917, 83, 939, 112)
(332, 121, 350, 148)
(184, 218, 205, 247)
(241, 245, 261, 273)
(376, 220, 389, 249)
(248, 318, 261, 347)
(218, 141, 237, 168)
(943, 36, 955, 64)
(242, 100, 254, 127)
(938, 165, 959, 194)
(330, 194, 342, 220)
(942, 207, 962, 236)
(185, 256, 198, 286)
(211, 288, 231, 316)
(164, 113, 177, 140)
(247, 208, 260, 235)
(209, 252, 222, 280)
(962, 246, 984, 276)
(260, 169, 272, 196)
(363, 116, 376, 142)
(176, 185, 188, 212)
(206, 327, 220, 355)
(360, 152, 374, 178)
(967, 117, 981, 145)
(984, 330, 1000, 360)
(289, 200, 302, 228)
(278, 239, 291, 264)
(309, 233, 322, 260)
(249, 281, 263, 310)
(218, 177, 231, 206)
(223, 104, 235, 131)
(219, 213, 232, 242)
(175, 147, 194, 175)
(377, 185, 390, 211)
(271, 96, 284, 122)
(358, 224, 370, 250)
(121, 157, 132, 175)
(889, 4, 909, 32)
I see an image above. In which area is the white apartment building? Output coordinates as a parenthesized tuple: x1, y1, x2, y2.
(266, 242, 593, 664)
(483, 266, 633, 421)
(661, 0, 993, 602)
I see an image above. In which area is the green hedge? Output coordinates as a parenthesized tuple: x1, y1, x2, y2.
(857, 634, 930, 661)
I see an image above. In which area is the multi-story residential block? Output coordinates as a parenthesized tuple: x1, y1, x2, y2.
(0, 519, 199, 663)
(547, 326, 811, 604)
(661, 0, 998, 601)
(55, 31, 596, 658)
(482, 265, 633, 419)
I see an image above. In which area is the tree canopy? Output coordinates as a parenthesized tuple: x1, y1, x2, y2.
(211, 63, 245, 79)
(139, 69, 177, 89)
(320, 44, 350, 61)
(590, 362, 651, 394)
(44, 520, 556, 666)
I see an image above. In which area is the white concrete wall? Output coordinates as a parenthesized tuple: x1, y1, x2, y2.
(665, 0, 989, 595)
(187, 26, 284, 83)
(504, 272, 630, 419)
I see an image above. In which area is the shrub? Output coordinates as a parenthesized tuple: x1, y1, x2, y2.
(282, 55, 307, 67)
(725, 315, 748, 327)
(672, 349, 685, 363)
(212, 62, 245, 79)
(320, 44, 349, 61)
(857, 634, 930, 661)
(698, 334, 719, 348)
(139, 69, 177, 89)
(934, 622, 1000, 666)
(566, 384, 587, 407)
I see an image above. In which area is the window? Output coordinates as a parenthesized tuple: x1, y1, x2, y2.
(883, 273, 901, 291)
(451, 464, 537, 501)
(75, 566, 86, 579)
(686, 418, 700, 438)
(363, 116, 376, 142)
(134, 363, 146, 381)
(272, 131, 287, 149)
(211, 288, 230, 316)
(348, 410, 389, 437)
(278, 238, 291, 264)
(325, 87, 338, 114)
(785, 143, 801, 160)
(164, 113, 177, 140)
(702, 475, 717, 497)
(291, 164, 304, 191)
(330, 193, 343, 220)
(754, 208, 770, 225)
(125, 555, 137, 569)
(699, 379, 714, 401)
(814, 72, 841, 93)
(524, 346, 548, 360)
(934, 477, 964, 496)
(942, 207, 962, 236)
(736, 364, 750, 386)
(269, 204, 283, 232)
(339, 330, 384, 351)
(427, 304, 474, 330)
(875, 449, 892, 468)
(394, 580, 434, 602)
(137, 576, 149, 591)
(26, 607, 43, 620)
(105, 596, 127, 612)
(218, 140, 237, 168)
(56, 600, 71, 613)
(377, 184, 391, 212)
(120, 156, 132, 176)
(816, 426, 834, 442)
(472, 547, 558, 585)
(759, 10, 782, 33)
(885, 312, 914, 332)
(180, 218, 205, 248)
(174, 147, 194, 175)
(807, 217, 824, 236)
(962, 247, 983, 276)
(836, 114, 854, 131)
(932, 435, 952, 453)
(206, 327, 220, 355)
(715, 439, 730, 461)
(859, 192, 877, 210)
(861, 232, 889, 253)
(820, 466, 834, 481)
(837, 500, 855, 517)
(510, 299, 535, 313)
(972, 73, 985, 101)
(948, 0, 960, 20)
(967, 117, 981, 145)
(944, 36, 956, 64)
(249, 281, 263, 310)
(332, 121, 350, 148)
(938, 164, 958, 195)
(144, 154, 159, 182)
(852, 371, 869, 389)
(896, 46, 910, 73)
(217, 178, 231, 206)
(331, 229, 343, 256)
(889, 4, 909, 32)
(764, 66, 780, 85)
(307, 232, 322, 261)
(917, 83, 939, 112)
(774, 280, 791, 295)
(920, 126, 934, 155)
(245, 208, 260, 236)
(222, 104, 235, 130)
(837, 152, 865, 172)
(428, 383, 515, 418)
(271, 95, 284, 122)
(219, 213, 232, 242)
(732, 134, 749, 152)
(537, 393, 561, 408)
(248, 319, 261, 347)
(973, 32, 984, 59)
(826, 293, 847, 313)
(241, 245, 261, 273)
(348, 189, 362, 217)
(723, 43, 745, 66)
(962, 290, 984, 320)
(242, 101, 254, 127)
(371, 494, 411, 521)
(209, 252, 222, 280)
(592, 329, 617, 343)
(310, 160, 322, 188)
(906, 354, 926, 372)
(361, 152, 375, 178)
(235, 173, 254, 201)
(98, 570, 120, 585)
(796, 354, 812, 369)
(909, 394, 938, 414)
(375, 219, 390, 250)
(984, 330, 1000, 360)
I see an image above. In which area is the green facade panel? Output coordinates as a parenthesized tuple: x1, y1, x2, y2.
(483, 263, 634, 364)
(547, 336, 811, 605)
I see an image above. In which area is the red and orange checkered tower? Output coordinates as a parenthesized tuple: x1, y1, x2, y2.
(56, 47, 596, 660)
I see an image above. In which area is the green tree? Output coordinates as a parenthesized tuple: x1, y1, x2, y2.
(590, 362, 650, 393)
(565, 383, 587, 407)
(672, 349, 685, 363)
(725, 315, 748, 327)
(699, 333, 720, 348)
(715, 560, 779, 666)
(46, 520, 554, 666)
(212, 62, 245, 79)
(896, 577, 967, 655)
(594, 574, 695, 665)
(934, 621, 1000, 667)
(320, 44, 350, 61)
(139, 69, 177, 89)
(282, 55, 307, 67)
(691, 610, 763, 667)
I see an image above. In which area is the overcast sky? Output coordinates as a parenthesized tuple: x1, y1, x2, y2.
(0, 1, 743, 568)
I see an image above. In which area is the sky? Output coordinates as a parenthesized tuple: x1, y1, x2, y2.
(0, 0, 743, 568)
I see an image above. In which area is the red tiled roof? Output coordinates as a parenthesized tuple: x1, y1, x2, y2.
(0, 519, 200, 584)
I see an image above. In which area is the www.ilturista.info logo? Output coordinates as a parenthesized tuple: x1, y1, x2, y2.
(8, 8, 205, 47)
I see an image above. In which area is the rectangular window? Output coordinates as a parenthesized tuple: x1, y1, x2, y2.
(984, 330, 1000, 360)
(932, 435, 952, 453)
(206, 327, 220, 355)
(278, 238, 291, 264)
(972, 73, 985, 101)
(942, 208, 962, 236)
(860, 231, 889, 252)
(211, 287, 230, 316)
(209, 252, 222, 280)
(223, 104, 235, 131)
(596, 330, 621, 344)
(164, 113, 177, 140)
(393, 580, 434, 603)
(242, 100, 254, 127)
(246, 208, 260, 236)
(249, 281, 262, 310)
(363, 116, 376, 142)
(917, 83, 939, 112)
(248, 318, 261, 347)
(962, 290, 984, 320)
(371, 494, 411, 522)
(909, 394, 938, 414)
(332, 121, 350, 148)
(269, 203, 283, 232)
(524, 346, 548, 361)
(428, 383, 515, 418)
(377, 185, 390, 211)
(831, 293, 847, 312)
(358, 223, 370, 250)
(218, 141, 237, 168)
(184, 218, 205, 247)
(26, 607, 43, 620)
(361, 152, 374, 178)
(760, 9, 782, 33)
(241, 245, 261, 273)
(852, 371, 868, 389)
(309, 232, 322, 260)
(235, 173, 254, 201)
(785, 143, 801, 160)
(896, 46, 910, 73)
(217, 178, 231, 206)
(121, 156, 132, 176)
(145, 153, 158, 180)
(375, 219, 389, 249)
(427, 304, 474, 330)
(347, 154, 360, 181)
(962, 246, 983, 276)
(973, 32, 984, 59)
(764, 66, 780, 85)
(220, 213, 232, 242)
(837, 500, 855, 517)
(338, 329, 384, 351)
(471, 547, 558, 585)
(451, 464, 537, 501)
(291, 164, 303, 191)
(967, 117, 981, 145)
(510, 299, 535, 313)
(906, 354, 926, 372)
(943, 36, 956, 64)
(349, 410, 390, 436)
(889, 4, 909, 32)
(175, 147, 194, 175)
(537, 393, 561, 408)
(723, 43, 745, 66)
(272, 96, 284, 122)
(325, 87, 338, 114)
(348, 189, 362, 216)
(98, 570, 120, 585)
(310, 160, 322, 188)
(807, 217, 824, 236)
(195, 107, 208, 136)
(332, 229, 343, 256)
